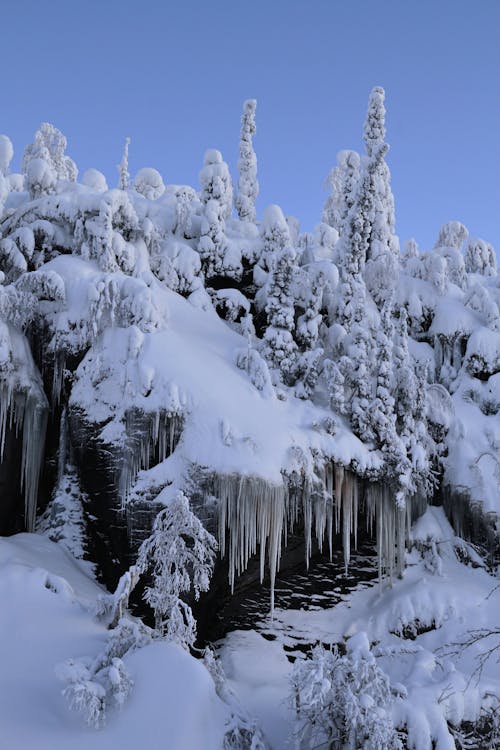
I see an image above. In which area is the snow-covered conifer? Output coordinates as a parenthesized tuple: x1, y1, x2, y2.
(370, 298, 410, 500)
(235, 99, 258, 223)
(424, 251, 449, 294)
(323, 357, 346, 415)
(133, 167, 165, 200)
(0, 135, 13, 175)
(136, 491, 217, 648)
(402, 238, 419, 262)
(199, 149, 233, 220)
(198, 150, 234, 279)
(344, 285, 376, 441)
(323, 149, 360, 234)
(262, 246, 299, 383)
(434, 220, 468, 251)
(296, 266, 325, 350)
(464, 237, 498, 276)
(23, 123, 77, 198)
(117, 137, 131, 190)
(362, 87, 399, 307)
(290, 634, 402, 750)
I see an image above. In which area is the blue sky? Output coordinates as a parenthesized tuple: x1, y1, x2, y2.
(2, 0, 499, 252)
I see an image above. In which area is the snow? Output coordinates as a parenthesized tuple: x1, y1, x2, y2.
(0, 534, 230, 750)
(218, 508, 500, 750)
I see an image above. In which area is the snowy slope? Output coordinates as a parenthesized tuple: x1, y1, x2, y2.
(0, 534, 229, 750)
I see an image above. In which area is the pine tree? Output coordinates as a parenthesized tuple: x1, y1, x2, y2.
(235, 99, 259, 223)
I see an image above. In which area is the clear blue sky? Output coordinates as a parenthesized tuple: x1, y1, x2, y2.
(2, 0, 499, 252)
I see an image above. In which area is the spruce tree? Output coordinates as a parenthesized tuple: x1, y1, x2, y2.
(235, 99, 259, 223)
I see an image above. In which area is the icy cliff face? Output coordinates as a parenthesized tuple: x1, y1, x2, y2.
(0, 101, 498, 597)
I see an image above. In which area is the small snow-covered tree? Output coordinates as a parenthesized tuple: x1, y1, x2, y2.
(133, 167, 165, 200)
(290, 633, 402, 750)
(235, 99, 259, 223)
(256, 204, 291, 282)
(136, 491, 217, 648)
(117, 137, 131, 190)
(424, 251, 449, 295)
(323, 149, 361, 235)
(296, 266, 325, 351)
(199, 148, 233, 220)
(434, 220, 468, 251)
(464, 237, 497, 276)
(0, 134, 14, 176)
(198, 149, 234, 279)
(23, 123, 77, 198)
(262, 246, 299, 383)
(323, 357, 346, 416)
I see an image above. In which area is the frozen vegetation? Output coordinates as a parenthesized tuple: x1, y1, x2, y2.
(0, 90, 498, 748)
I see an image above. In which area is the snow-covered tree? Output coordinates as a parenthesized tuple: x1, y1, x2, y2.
(198, 149, 234, 279)
(361, 87, 399, 308)
(295, 266, 325, 351)
(256, 204, 290, 278)
(199, 148, 233, 220)
(464, 237, 498, 276)
(434, 220, 468, 251)
(117, 137, 131, 190)
(136, 491, 217, 648)
(290, 633, 402, 750)
(424, 251, 449, 295)
(23, 123, 77, 194)
(343, 286, 376, 442)
(323, 357, 346, 416)
(323, 149, 360, 235)
(133, 167, 165, 200)
(262, 246, 299, 384)
(0, 134, 14, 176)
(235, 99, 258, 223)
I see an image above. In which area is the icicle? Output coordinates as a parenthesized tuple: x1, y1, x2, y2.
(52, 353, 66, 405)
(57, 406, 68, 484)
(353, 477, 358, 551)
(324, 462, 334, 561)
(215, 474, 286, 615)
(119, 410, 182, 506)
(19, 390, 48, 531)
(334, 464, 344, 535)
(342, 470, 354, 573)
(302, 475, 312, 568)
(396, 501, 406, 578)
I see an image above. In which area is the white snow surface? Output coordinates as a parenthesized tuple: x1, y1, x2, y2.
(219, 508, 500, 750)
(0, 533, 229, 750)
(68, 257, 377, 485)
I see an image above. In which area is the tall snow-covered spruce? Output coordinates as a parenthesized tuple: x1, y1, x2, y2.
(235, 99, 258, 223)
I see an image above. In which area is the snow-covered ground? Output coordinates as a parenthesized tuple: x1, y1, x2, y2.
(0, 534, 230, 750)
(218, 508, 500, 749)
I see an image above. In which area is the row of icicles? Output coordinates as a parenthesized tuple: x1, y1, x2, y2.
(216, 467, 419, 612)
